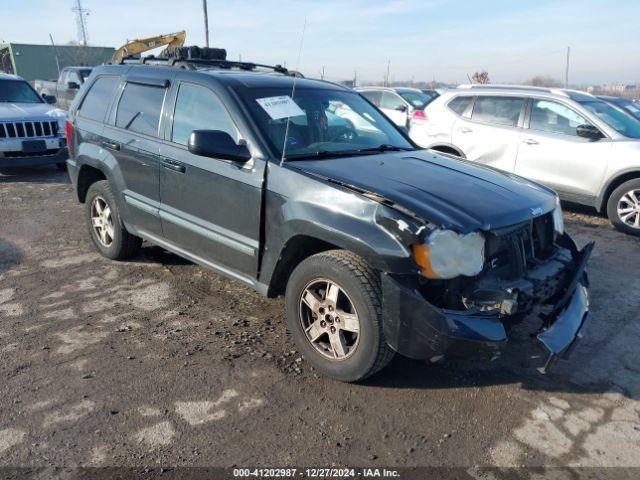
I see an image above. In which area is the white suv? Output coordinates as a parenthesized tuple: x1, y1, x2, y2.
(410, 85, 640, 235)
(356, 87, 434, 128)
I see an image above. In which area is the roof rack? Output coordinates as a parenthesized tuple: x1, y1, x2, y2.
(117, 50, 297, 77)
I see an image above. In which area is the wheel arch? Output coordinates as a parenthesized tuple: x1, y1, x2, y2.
(76, 164, 107, 203)
(428, 144, 465, 158)
(598, 170, 640, 212)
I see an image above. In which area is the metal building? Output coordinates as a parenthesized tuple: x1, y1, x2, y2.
(0, 43, 114, 82)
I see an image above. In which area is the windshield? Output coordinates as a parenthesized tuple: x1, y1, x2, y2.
(579, 100, 640, 139)
(0, 79, 43, 103)
(616, 99, 640, 120)
(237, 87, 414, 160)
(397, 90, 434, 109)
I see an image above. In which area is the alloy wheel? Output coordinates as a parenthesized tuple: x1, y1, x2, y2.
(91, 196, 115, 247)
(617, 189, 640, 230)
(298, 278, 360, 360)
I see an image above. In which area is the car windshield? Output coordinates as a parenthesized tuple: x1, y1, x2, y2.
(0, 79, 43, 103)
(397, 90, 434, 109)
(616, 99, 640, 120)
(579, 100, 640, 139)
(237, 87, 415, 161)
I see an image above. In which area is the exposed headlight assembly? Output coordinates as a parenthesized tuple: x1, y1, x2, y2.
(552, 196, 564, 235)
(412, 229, 485, 279)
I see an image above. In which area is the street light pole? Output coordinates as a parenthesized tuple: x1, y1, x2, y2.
(203, 0, 210, 47)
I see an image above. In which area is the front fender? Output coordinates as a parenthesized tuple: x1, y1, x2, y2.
(259, 164, 426, 289)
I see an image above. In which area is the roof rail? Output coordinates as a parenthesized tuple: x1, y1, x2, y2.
(458, 84, 556, 93)
(116, 55, 297, 77)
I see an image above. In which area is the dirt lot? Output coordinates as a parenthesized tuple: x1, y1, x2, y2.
(1, 166, 639, 471)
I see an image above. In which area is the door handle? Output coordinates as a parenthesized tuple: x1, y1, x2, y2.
(101, 140, 120, 151)
(162, 160, 186, 174)
(458, 126, 473, 133)
(523, 138, 539, 145)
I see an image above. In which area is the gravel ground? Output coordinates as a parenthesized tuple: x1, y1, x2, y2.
(0, 166, 639, 472)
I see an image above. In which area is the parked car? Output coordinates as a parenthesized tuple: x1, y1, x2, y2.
(421, 89, 440, 102)
(597, 95, 640, 121)
(65, 61, 592, 382)
(356, 87, 434, 128)
(0, 73, 68, 169)
(35, 67, 92, 110)
(411, 84, 640, 235)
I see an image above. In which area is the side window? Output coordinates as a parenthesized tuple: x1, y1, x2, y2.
(447, 96, 473, 115)
(472, 96, 525, 127)
(67, 71, 81, 85)
(78, 76, 120, 122)
(380, 91, 405, 110)
(116, 83, 166, 137)
(529, 99, 589, 136)
(59, 70, 69, 84)
(360, 90, 382, 106)
(171, 83, 240, 146)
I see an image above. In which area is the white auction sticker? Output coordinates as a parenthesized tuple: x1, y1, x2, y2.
(256, 96, 305, 120)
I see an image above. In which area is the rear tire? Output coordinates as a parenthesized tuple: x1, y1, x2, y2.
(284, 250, 394, 382)
(84, 180, 142, 259)
(606, 178, 640, 236)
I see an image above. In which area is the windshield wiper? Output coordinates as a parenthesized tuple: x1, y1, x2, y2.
(284, 150, 366, 161)
(356, 144, 414, 153)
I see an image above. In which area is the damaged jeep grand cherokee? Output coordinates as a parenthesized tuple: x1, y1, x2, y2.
(66, 60, 593, 382)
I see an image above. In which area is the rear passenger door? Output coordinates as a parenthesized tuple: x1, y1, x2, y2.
(158, 79, 264, 281)
(452, 95, 525, 172)
(102, 76, 172, 237)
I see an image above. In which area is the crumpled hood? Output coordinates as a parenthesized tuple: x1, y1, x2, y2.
(0, 102, 66, 122)
(288, 150, 558, 232)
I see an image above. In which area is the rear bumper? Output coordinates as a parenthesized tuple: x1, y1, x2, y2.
(381, 234, 593, 367)
(0, 147, 68, 168)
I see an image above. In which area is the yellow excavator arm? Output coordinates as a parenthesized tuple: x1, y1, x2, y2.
(112, 30, 186, 64)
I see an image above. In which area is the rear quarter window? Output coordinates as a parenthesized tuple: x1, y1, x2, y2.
(78, 76, 120, 122)
(447, 96, 473, 115)
(115, 83, 167, 137)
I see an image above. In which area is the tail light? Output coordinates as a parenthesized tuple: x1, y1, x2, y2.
(412, 109, 427, 122)
(65, 120, 74, 158)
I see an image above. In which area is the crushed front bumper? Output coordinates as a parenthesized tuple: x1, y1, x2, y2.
(381, 235, 593, 369)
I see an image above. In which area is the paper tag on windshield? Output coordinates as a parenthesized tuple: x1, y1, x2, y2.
(256, 96, 305, 120)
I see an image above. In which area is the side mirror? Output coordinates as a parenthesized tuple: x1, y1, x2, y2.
(576, 124, 604, 140)
(67, 82, 80, 90)
(188, 130, 251, 162)
(394, 104, 407, 112)
(42, 94, 57, 105)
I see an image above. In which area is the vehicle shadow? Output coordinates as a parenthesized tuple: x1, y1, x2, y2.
(0, 239, 23, 273)
(0, 165, 70, 184)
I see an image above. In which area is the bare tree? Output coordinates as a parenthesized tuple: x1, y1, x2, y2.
(525, 75, 562, 88)
(472, 70, 490, 84)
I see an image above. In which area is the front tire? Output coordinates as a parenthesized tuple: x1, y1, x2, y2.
(284, 250, 394, 382)
(606, 179, 640, 236)
(84, 180, 142, 259)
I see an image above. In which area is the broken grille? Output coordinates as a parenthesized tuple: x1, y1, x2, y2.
(0, 121, 59, 139)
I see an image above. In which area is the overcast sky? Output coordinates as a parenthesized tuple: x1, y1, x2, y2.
(3, 0, 639, 85)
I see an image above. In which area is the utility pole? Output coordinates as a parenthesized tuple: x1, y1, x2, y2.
(353, 70, 357, 88)
(71, 0, 89, 46)
(321, 66, 325, 80)
(385, 58, 390, 87)
(202, 0, 210, 47)
(49, 34, 61, 76)
(565, 46, 570, 88)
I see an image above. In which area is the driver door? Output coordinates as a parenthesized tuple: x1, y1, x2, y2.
(159, 80, 264, 279)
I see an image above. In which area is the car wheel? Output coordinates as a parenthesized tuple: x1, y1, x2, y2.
(84, 180, 142, 259)
(284, 250, 394, 382)
(607, 178, 640, 236)
(56, 162, 67, 172)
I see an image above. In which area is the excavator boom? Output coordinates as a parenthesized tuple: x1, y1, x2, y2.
(112, 31, 186, 64)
